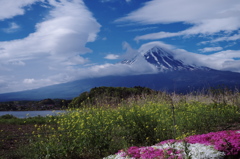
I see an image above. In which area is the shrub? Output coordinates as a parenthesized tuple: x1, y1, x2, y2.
(0, 114, 17, 119)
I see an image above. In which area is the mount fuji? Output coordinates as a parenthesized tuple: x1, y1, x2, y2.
(1, 45, 240, 101)
(122, 45, 209, 72)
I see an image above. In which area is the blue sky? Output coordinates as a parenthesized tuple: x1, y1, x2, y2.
(0, 0, 240, 93)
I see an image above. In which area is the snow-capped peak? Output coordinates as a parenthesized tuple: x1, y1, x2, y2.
(138, 41, 174, 54)
(121, 44, 209, 72)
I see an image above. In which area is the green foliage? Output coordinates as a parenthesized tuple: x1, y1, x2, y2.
(40, 98, 55, 105)
(0, 114, 17, 119)
(0, 114, 58, 125)
(0, 98, 71, 111)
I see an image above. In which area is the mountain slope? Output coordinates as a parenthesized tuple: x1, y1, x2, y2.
(0, 69, 240, 102)
(143, 46, 198, 71)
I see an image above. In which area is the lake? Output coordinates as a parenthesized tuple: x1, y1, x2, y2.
(0, 110, 65, 118)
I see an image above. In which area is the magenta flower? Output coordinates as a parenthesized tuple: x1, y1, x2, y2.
(119, 146, 183, 159)
(104, 130, 240, 159)
(186, 130, 240, 156)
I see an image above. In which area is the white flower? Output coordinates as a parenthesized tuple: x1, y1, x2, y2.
(104, 141, 225, 159)
(187, 143, 225, 159)
(152, 142, 225, 159)
(103, 152, 134, 159)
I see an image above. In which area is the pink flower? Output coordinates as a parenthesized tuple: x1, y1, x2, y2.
(118, 146, 183, 159)
(186, 130, 240, 156)
(107, 130, 240, 159)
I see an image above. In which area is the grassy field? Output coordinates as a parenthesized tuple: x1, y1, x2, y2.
(0, 90, 240, 159)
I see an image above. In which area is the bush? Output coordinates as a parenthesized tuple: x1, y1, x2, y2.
(0, 114, 17, 119)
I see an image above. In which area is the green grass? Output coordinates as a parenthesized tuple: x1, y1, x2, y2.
(20, 92, 240, 159)
(0, 114, 58, 125)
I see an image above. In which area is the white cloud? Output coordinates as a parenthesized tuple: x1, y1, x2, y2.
(104, 54, 119, 60)
(135, 32, 181, 42)
(0, 0, 101, 93)
(174, 48, 240, 72)
(208, 50, 240, 60)
(200, 32, 240, 44)
(75, 59, 158, 79)
(198, 47, 223, 53)
(0, 0, 100, 65)
(100, 0, 131, 3)
(120, 42, 139, 59)
(127, 26, 158, 32)
(117, 0, 240, 24)
(63, 55, 89, 65)
(7, 60, 26, 66)
(221, 60, 240, 72)
(215, 33, 240, 42)
(117, 0, 240, 41)
(23, 78, 35, 84)
(138, 41, 175, 53)
(99, 0, 114, 3)
(2, 22, 21, 33)
(0, 0, 41, 20)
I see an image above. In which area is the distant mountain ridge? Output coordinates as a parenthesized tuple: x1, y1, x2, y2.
(0, 45, 240, 102)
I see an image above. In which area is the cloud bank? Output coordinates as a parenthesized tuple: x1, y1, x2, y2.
(198, 47, 223, 53)
(174, 48, 240, 73)
(0, 0, 41, 20)
(0, 0, 101, 93)
(0, 0, 100, 65)
(116, 0, 240, 42)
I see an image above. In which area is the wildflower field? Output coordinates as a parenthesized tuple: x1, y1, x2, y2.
(1, 89, 240, 158)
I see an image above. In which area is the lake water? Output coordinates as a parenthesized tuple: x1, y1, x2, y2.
(0, 110, 65, 118)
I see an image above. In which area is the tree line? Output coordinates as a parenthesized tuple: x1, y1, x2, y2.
(0, 98, 71, 111)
